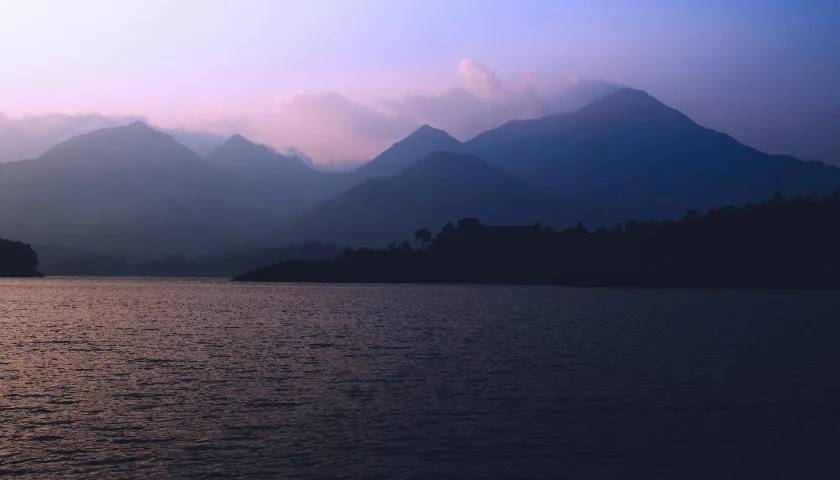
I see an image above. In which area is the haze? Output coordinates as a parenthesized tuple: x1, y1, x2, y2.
(1, 0, 838, 166)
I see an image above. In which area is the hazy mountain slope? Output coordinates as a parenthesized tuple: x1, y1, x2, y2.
(0, 122, 272, 254)
(284, 152, 533, 246)
(466, 88, 840, 225)
(349, 124, 466, 181)
(162, 128, 226, 157)
(207, 134, 314, 177)
(206, 134, 346, 214)
(0, 113, 141, 163)
(0, 111, 231, 163)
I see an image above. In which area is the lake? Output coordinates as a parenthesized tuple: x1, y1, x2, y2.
(2, 278, 839, 478)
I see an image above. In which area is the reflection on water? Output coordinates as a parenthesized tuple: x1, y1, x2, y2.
(1, 278, 840, 478)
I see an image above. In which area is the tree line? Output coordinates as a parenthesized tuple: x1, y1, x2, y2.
(237, 191, 840, 287)
(0, 238, 42, 277)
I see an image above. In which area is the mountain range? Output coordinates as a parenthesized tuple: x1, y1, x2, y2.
(2, 88, 839, 257)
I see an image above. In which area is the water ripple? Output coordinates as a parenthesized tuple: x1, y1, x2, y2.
(2, 278, 840, 478)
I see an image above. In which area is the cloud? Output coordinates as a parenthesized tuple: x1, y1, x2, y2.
(244, 92, 417, 168)
(1, 61, 618, 168)
(382, 63, 618, 141)
(274, 92, 414, 142)
(457, 59, 506, 100)
(252, 61, 617, 167)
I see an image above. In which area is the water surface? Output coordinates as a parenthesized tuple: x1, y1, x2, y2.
(2, 278, 839, 478)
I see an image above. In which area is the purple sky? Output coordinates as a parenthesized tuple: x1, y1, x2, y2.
(1, 0, 838, 166)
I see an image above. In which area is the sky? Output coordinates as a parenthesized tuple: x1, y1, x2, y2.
(1, 0, 838, 166)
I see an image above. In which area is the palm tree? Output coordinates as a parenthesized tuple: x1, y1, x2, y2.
(414, 227, 432, 250)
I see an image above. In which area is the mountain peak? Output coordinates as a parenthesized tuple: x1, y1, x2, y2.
(40, 120, 199, 162)
(405, 124, 454, 142)
(37, 117, 208, 175)
(226, 133, 252, 145)
(210, 134, 277, 157)
(576, 87, 686, 123)
(606, 87, 654, 101)
(207, 133, 319, 177)
(599, 88, 663, 108)
(127, 120, 151, 130)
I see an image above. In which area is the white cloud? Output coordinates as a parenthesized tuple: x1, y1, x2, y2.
(457, 58, 506, 100)
(244, 92, 417, 168)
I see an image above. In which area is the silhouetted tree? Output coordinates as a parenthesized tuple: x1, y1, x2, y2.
(682, 210, 700, 222)
(414, 227, 432, 250)
(457, 218, 482, 231)
(0, 238, 42, 277)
